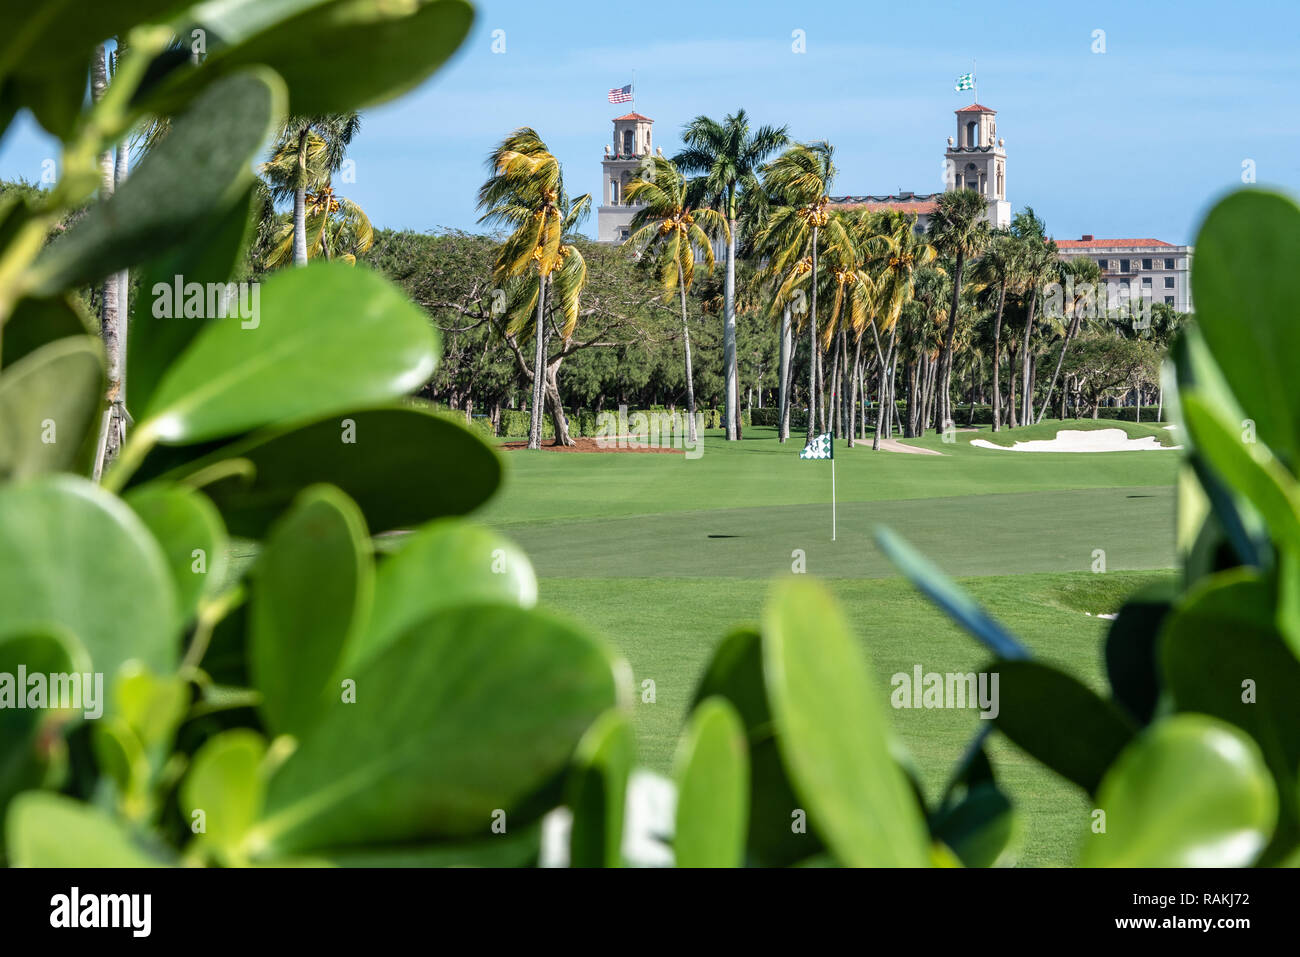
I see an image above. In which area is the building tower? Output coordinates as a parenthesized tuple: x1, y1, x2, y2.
(944, 104, 1009, 227)
(598, 112, 655, 244)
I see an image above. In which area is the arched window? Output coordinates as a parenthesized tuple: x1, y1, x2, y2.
(622, 129, 633, 155)
(610, 178, 619, 205)
(966, 121, 977, 147)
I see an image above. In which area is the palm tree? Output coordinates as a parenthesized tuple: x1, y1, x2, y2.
(675, 110, 788, 440)
(756, 142, 841, 444)
(1037, 257, 1101, 423)
(264, 113, 361, 266)
(969, 229, 1022, 432)
(477, 128, 590, 449)
(1010, 208, 1059, 425)
(857, 210, 936, 447)
(927, 189, 990, 433)
(624, 157, 730, 443)
(261, 165, 374, 267)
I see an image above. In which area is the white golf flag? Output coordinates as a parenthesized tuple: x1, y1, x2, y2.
(800, 432, 833, 460)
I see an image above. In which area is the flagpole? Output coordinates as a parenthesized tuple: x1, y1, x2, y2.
(973, 58, 977, 100)
(831, 431, 837, 542)
(631, 69, 636, 111)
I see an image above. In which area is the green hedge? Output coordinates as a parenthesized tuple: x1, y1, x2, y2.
(495, 407, 732, 439)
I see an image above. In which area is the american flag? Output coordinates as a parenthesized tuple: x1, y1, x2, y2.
(607, 84, 633, 104)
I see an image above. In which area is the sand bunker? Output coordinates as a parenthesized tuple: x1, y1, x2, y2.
(970, 428, 1181, 453)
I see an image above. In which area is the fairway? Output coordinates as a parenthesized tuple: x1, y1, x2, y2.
(484, 423, 1179, 866)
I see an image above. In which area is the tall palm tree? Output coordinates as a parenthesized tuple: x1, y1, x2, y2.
(969, 229, 1022, 432)
(1011, 208, 1059, 425)
(264, 113, 361, 266)
(261, 164, 374, 267)
(675, 110, 788, 440)
(927, 189, 990, 433)
(624, 157, 730, 443)
(477, 128, 590, 449)
(756, 141, 841, 444)
(857, 210, 936, 447)
(1037, 257, 1101, 423)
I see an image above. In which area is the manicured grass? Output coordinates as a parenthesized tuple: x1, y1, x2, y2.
(481, 424, 1179, 866)
(971, 417, 1178, 448)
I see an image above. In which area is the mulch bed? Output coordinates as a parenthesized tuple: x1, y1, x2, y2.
(499, 436, 683, 454)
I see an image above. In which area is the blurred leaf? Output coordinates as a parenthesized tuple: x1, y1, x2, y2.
(6, 792, 168, 866)
(0, 336, 102, 479)
(1161, 569, 1300, 863)
(0, 476, 178, 712)
(181, 729, 267, 862)
(0, 294, 93, 367)
(251, 604, 622, 855)
(352, 519, 535, 669)
(125, 482, 228, 624)
(154, 0, 475, 116)
(1191, 191, 1300, 465)
(762, 578, 930, 866)
(988, 659, 1135, 794)
(690, 626, 823, 866)
(1104, 580, 1177, 725)
(126, 182, 257, 417)
(141, 405, 497, 537)
(1080, 714, 1276, 867)
(137, 263, 438, 445)
(250, 485, 372, 737)
(931, 782, 1016, 868)
(874, 525, 1031, 660)
(567, 709, 634, 868)
(28, 68, 284, 294)
(673, 696, 748, 868)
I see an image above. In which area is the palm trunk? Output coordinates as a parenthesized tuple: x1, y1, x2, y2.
(91, 44, 121, 481)
(1037, 317, 1078, 424)
(806, 224, 819, 445)
(847, 335, 862, 447)
(990, 280, 1007, 432)
(544, 357, 573, 446)
(678, 268, 698, 443)
(723, 208, 739, 440)
(873, 325, 897, 450)
(937, 249, 965, 433)
(1020, 285, 1038, 425)
(528, 275, 548, 449)
(777, 305, 792, 442)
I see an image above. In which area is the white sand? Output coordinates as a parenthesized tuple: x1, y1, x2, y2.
(876, 438, 944, 455)
(970, 428, 1181, 453)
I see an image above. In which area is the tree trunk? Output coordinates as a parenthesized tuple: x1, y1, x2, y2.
(873, 325, 897, 450)
(678, 267, 698, 443)
(544, 358, 573, 446)
(847, 336, 862, 447)
(777, 305, 791, 441)
(1037, 317, 1078, 424)
(293, 127, 310, 266)
(527, 275, 548, 449)
(723, 209, 739, 440)
(91, 44, 121, 481)
(806, 224, 819, 444)
(1020, 286, 1037, 425)
(990, 280, 1006, 432)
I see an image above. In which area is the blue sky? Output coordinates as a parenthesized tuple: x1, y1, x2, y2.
(3, 0, 1296, 244)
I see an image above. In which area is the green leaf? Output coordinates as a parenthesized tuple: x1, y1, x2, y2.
(126, 182, 257, 417)
(352, 519, 535, 669)
(0, 476, 178, 711)
(1182, 392, 1300, 552)
(156, 0, 475, 117)
(250, 604, 623, 856)
(1080, 714, 1276, 867)
(1104, 581, 1177, 725)
(28, 68, 285, 295)
(250, 485, 372, 737)
(931, 782, 1017, 868)
(5, 792, 168, 866)
(139, 405, 498, 537)
(0, 630, 83, 828)
(567, 709, 635, 868)
(181, 729, 267, 863)
(125, 482, 228, 624)
(1191, 190, 1300, 465)
(1160, 569, 1300, 863)
(673, 696, 749, 868)
(0, 294, 93, 368)
(874, 525, 1031, 660)
(987, 659, 1136, 794)
(137, 263, 438, 445)
(690, 626, 823, 866)
(762, 578, 930, 866)
(0, 336, 102, 479)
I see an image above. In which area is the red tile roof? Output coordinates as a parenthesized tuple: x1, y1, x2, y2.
(1055, 238, 1174, 248)
(612, 112, 653, 122)
(831, 199, 938, 214)
(956, 103, 995, 113)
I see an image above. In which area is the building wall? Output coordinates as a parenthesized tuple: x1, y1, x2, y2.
(1056, 244, 1194, 312)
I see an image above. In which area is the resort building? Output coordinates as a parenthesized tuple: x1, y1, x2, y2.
(1054, 237, 1194, 313)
